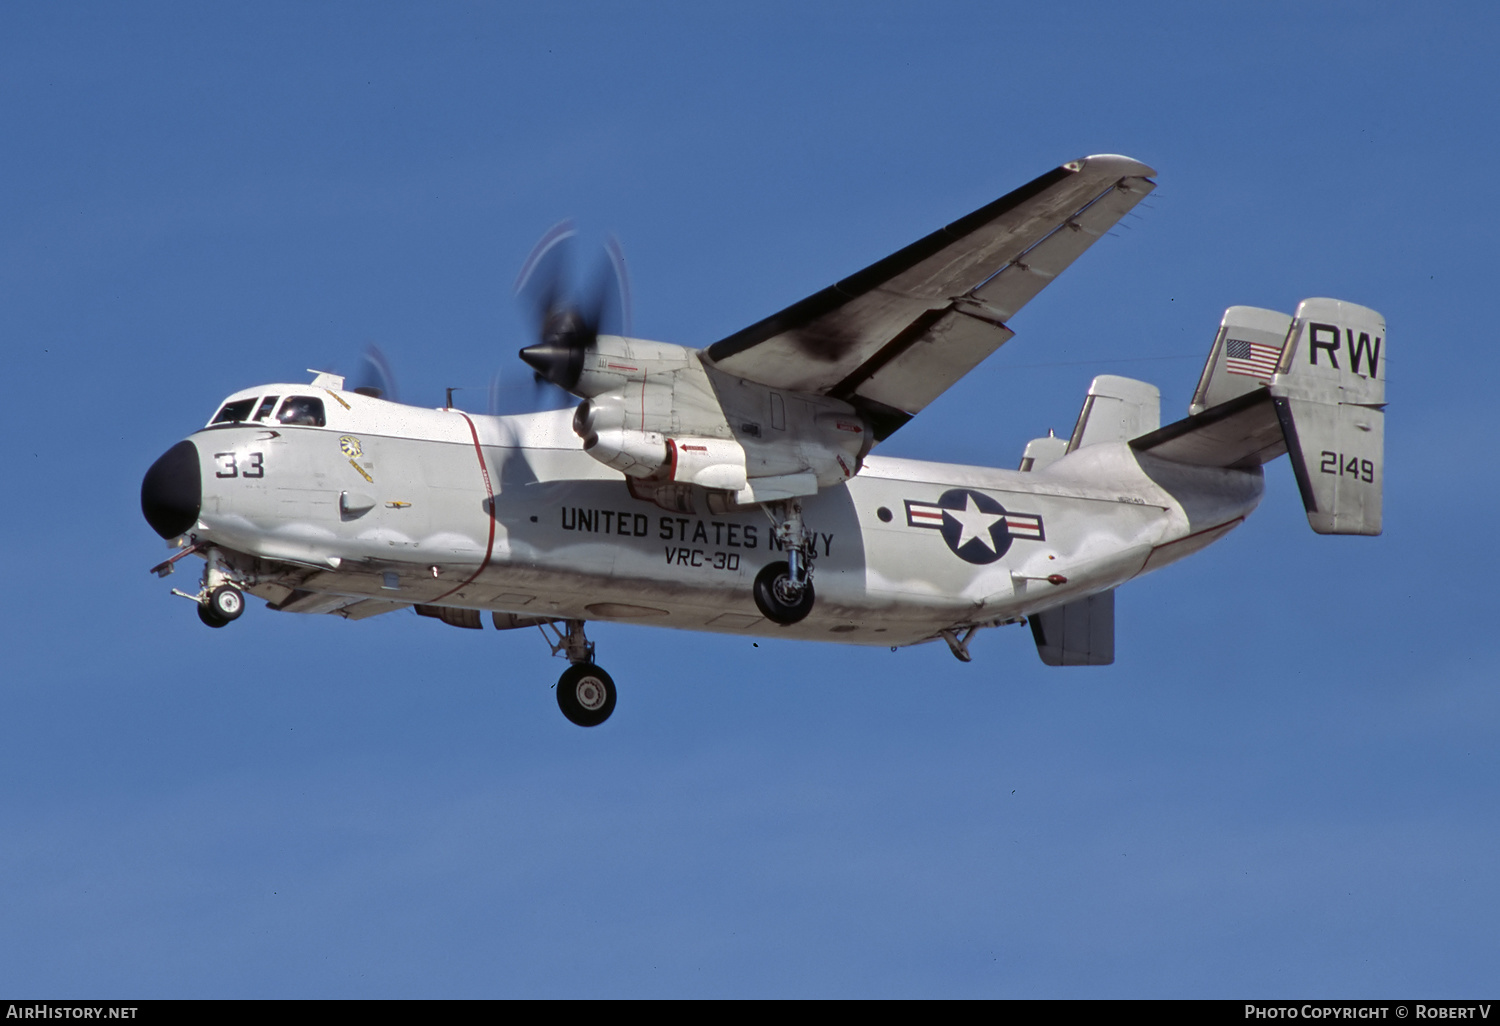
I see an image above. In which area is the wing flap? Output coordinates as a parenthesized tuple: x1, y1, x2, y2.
(831, 308, 1015, 414)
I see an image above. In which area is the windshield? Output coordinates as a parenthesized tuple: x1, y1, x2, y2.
(210, 398, 257, 425)
(276, 396, 326, 427)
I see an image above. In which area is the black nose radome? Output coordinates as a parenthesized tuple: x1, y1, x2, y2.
(141, 440, 201, 539)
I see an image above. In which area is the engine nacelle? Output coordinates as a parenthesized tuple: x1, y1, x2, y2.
(574, 391, 751, 488)
(583, 427, 670, 478)
(571, 336, 698, 399)
(567, 349, 871, 504)
(669, 437, 748, 491)
(574, 397, 665, 478)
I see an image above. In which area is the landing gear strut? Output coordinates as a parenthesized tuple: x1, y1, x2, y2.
(540, 619, 617, 727)
(175, 546, 247, 629)
(753, 500, 817, 625)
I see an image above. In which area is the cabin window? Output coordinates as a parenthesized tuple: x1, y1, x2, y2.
(277, 396, 326, 427)
(210, 398, 257, 425)
(252, 395, 280, 421)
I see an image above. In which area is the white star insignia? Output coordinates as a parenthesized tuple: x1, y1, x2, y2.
(945, 494, 1003, 551)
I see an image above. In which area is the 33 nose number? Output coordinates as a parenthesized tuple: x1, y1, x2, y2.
(214, 452, 265, 478)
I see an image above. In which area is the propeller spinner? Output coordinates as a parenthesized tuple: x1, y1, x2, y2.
(515, 222, 631, 397)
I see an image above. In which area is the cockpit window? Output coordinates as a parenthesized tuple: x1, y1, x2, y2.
(210, 398, 257, 425)
(277, 396, 326, 427)
(252, 395, 280, 421)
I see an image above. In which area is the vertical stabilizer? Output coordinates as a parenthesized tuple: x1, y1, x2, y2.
(1030, 590, 1115, 666)
(1189, 306, 1293, 414)
(1019, 431, 1068, 471)
(1068, 375, 1160, 451)
(1269, 299, 1386, 535)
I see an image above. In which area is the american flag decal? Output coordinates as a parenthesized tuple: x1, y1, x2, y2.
(1224, 337, 1283, 379)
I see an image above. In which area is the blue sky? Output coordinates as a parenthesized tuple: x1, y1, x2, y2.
(3, 1, 1497, 998)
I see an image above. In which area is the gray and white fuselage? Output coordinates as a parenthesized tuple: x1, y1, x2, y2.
(139, 155, 1383, 727)
(176, 383, 1261, 648)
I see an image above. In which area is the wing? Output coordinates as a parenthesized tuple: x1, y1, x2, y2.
(703, 154, 1156, 439)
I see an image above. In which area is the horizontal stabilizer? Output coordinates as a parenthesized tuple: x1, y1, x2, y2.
(1131, 387, 1286, 469)
(1031, 590, 1114, 666)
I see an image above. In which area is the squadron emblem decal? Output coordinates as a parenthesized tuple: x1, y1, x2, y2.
(905, 489, 1044, 564)
(339, 435, 373, 482)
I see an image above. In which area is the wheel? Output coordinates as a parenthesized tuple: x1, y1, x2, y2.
(197, 602, 229, 628)
(208, 585, 244, 622)
(753, 561, 815, 626)
(556, 662, 617, 727)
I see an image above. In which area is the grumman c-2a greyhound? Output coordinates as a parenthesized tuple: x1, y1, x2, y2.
(141, 155, 1385, 726)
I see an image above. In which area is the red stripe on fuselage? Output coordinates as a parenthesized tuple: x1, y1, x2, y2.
(428, 411, 496, 604)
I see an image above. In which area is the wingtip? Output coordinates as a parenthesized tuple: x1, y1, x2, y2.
(1069, 154, 1157, 179)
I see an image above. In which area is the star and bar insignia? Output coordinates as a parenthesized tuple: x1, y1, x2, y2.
(904, 488, 1044, 564)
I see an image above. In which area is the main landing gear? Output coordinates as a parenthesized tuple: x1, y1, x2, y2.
(540, 619, 617, 727)
(752, 500, 817, 626)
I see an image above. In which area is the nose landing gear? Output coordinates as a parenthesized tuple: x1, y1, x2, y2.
(166, 546, 249, 629)
(199, 583, 245, 627)
(540, 619, 617, 727)
(196, 584, 245, 628)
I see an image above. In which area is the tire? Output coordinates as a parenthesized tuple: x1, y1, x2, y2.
(197, 602, 229, 629)
(753, 561, 815, 626)
(208, 585, 245, 622)
(556, 662, 617, 727)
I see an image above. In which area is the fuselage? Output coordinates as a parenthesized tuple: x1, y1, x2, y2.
(145, 384, 1264, 648)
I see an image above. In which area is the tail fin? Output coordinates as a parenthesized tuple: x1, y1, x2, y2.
(1030, 589, 1115, 666)
(1189, 305, 1293, 414)
(1067, 374, 1161, 450)
(1131, 298, 1385, 536)
(1271, 299, 1386, 535)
